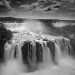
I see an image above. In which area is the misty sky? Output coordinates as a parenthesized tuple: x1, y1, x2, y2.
(0, 0, 75, 20)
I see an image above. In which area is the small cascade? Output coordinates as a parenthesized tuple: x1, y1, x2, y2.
(54, 42, 61, 63)
(10, 44, 16, 60)
(42, 41, 52, 65)
(61, 38, 70, 54)
(21, 41, 37, 72)
(47, 41, 56, 64)
(35, 40, 43, 63)
(16, 43, 23, 64)
(3, 41, 26, 74)
(54, 38, 74, 57)
(4, 41, 16, 62)
(4, 42, 12, 62)
(28, 41, 37, 71)
(4, 41, 23, 62)
(62, 38, 74, 56)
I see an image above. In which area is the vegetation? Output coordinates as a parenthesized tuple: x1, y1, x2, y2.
(0, 23, 13, 62)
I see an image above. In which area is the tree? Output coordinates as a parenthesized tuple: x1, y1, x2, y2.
(0, 23, 13, 62)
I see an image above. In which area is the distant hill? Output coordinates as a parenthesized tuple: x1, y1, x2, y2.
(0, 17, 75, 23)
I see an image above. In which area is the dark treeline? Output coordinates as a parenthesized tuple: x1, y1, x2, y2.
(0, 17, 75, 23)
(0, 17, 24, 23)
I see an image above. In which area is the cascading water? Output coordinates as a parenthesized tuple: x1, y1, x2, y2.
(16, 43, 23, 64)
(54, 42, 61, 63)
(42, 41, 52, 65)
(0, 31, 75, 75)
(54, 38, 74, 58)
(4, 42, 12, 62)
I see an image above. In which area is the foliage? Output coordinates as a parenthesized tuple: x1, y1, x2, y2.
(0, 23, 13, 43)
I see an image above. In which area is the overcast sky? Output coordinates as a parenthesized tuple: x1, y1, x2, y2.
(0, 0, 75, 20)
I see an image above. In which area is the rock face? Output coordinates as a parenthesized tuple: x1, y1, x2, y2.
(70, 38, 75, 56)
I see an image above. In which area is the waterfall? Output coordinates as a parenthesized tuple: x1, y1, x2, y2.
(54, 42, 61, 63)
(4, 40, 16, 62)
(42, 41, 52, 64)
(47, 40, 57, 64)
(21, 41, 29, 64)
(54, 38, 74, 57)
(1, 33, 75, 75)
(4, 42, 12, 62)
(28, 41, 37, 71)
(4, 41, 24, 64)
(4, 37, 74, 65)
(35, 40, 43, 63)
(9, 38, 74, 62)
(16, 43, 23, 64)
